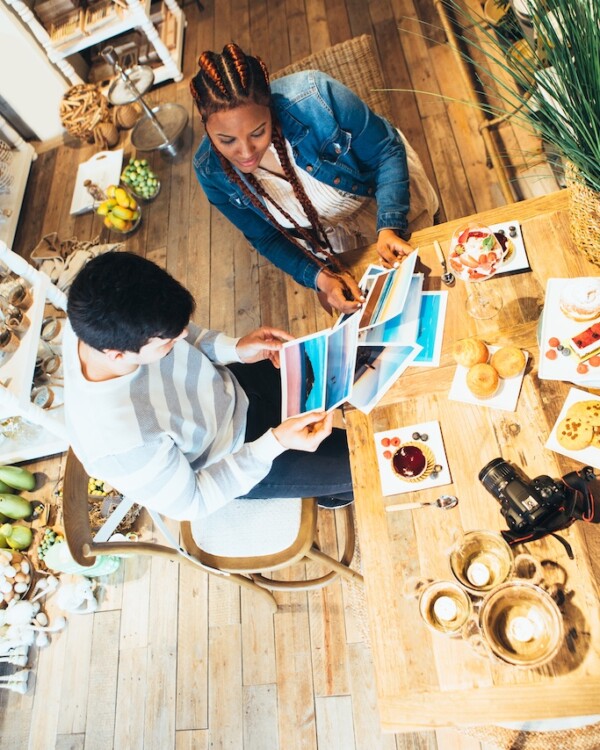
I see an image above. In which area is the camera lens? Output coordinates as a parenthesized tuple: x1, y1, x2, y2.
(479, 458, 514, 497)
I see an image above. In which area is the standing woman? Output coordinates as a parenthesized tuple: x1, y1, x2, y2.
(190, 43, 439, 314)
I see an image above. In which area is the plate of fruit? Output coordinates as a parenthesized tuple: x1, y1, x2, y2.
(448, 223, 507, 282)
(95, 184, 141, 234)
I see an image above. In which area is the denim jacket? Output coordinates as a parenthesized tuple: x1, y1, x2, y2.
(193, 71, 410, 290)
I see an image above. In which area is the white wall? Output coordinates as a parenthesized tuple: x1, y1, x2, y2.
(0, 2, 67, 141)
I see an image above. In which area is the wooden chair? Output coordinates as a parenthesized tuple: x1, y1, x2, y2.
(271, 33, 393, 122)
(62, 449, 362, 612)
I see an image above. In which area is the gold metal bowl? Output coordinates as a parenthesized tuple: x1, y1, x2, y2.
(479, 581, 564, 668)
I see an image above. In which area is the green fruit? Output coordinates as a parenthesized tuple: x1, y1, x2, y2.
(0, 494, 33, 519)
(4, 525, 33, 550)
(0, 465, 36, 491)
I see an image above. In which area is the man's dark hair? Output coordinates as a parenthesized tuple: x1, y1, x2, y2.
(67, 251, 196, 353)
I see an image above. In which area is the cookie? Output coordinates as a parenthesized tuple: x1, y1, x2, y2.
(567, 400, 600, 426)
(556, 416, 594, 451)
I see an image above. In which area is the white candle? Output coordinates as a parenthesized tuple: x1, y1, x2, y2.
(509, 616, 535, 643)
(433, 595, 458, 622)
(467, 561, 491, 587)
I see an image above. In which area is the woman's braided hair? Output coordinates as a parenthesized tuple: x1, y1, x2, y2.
(190, 42, 344, 278)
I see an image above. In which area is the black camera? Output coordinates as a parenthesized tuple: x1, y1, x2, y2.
(478, 457, 599, 546)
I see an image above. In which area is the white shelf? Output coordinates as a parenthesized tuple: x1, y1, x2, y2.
(52, 0, 151, 58)
(0, 243, 68, 463)
(0, 145, 35, 251)
(4, 0, 185, 86)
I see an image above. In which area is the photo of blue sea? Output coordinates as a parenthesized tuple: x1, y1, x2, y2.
(301, 335, 327, 412)
(325, 314, 359, 410)
(360, 274, 424, 345)
(413, 292, 447, 366)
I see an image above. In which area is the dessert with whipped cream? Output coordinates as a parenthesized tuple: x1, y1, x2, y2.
(559, 277, 600, 322)
(448, 224, 506, 282)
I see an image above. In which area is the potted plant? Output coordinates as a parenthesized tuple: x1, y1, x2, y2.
(442, 0, 600, 264)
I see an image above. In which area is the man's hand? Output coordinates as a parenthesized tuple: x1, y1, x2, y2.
(236, 326, 293, 368)
(272, 410, 334, 452)
(376, 229, 415, 268)
(316, 269, 365, 315)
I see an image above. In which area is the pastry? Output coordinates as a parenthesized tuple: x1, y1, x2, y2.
(453, 337, 489, 368)
(569, 322, 600, 359)
(559, 278, 600, 322)
(490, 346, 526, 378)
(466, 363, 499, 399)
(556, 416, 593, 451)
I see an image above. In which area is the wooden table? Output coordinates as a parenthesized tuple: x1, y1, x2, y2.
(343, 190, 600, 731)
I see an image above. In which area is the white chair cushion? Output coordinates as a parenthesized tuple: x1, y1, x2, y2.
(191, 497, 303, 557)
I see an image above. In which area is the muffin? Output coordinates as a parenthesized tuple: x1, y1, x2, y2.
(559, 278, 600, 322)
(490, 346, 526, 378)
(453, 337, 489, 368)
(466, 363, 500, 398)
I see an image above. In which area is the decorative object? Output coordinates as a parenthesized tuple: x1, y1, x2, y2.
(93, 121, 119, 150)
(442, 0, 600, 262)
(59, 83, 111, 144)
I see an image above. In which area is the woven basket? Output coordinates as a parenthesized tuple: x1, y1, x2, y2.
(565, 162, 600, 267)
(60, 83, 111, 143)
(460, 720, 600, 750)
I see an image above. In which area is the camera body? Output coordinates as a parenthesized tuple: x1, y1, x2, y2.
(479, 458, 567, 532)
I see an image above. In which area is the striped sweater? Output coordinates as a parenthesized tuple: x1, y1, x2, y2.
(63, 321, 285, 520)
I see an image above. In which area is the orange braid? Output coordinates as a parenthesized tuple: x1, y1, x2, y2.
(225, 43, 249, 92)
(197, 52, 229, 98)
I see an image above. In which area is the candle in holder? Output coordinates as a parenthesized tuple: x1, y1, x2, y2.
(467, 561, 491, 587)
(433, 595, 458, 622)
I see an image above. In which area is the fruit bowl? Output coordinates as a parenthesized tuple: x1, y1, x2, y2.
(95, 185, 141, 234)
(121, 158, 161, 202)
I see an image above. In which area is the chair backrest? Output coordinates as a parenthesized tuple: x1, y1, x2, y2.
(271, 34, 394, 123)
(61, 448, 362, 608)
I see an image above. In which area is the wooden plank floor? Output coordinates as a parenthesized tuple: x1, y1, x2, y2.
(0, 1, 557, 747)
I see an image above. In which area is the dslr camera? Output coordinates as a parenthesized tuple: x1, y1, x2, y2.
(478, 457, 599, 545)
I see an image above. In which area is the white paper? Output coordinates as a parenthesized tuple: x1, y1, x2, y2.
(69, 149, 124, 215)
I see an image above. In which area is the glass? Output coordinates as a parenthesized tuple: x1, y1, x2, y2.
(448, 223, 508, 319)
(0, 416, 42, 442)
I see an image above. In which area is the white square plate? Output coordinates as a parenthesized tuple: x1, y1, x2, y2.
(374, 420, 452, 497)
(448, 346, 528, 412)
(545, 386, 600, 469)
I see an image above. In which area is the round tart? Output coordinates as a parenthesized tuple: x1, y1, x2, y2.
(391, 442, 436, 482)
(559, 278, 600, 322)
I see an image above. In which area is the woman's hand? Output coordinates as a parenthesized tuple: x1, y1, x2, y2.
(376, 229, 415, 268)
(272, 410, 334, 452)
(236, 326, 294, 368)
(316, 269, 364, 315)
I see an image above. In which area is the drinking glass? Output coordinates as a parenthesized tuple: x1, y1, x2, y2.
(448, 223, 507, 319)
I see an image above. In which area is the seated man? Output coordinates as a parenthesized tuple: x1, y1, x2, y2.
(63, 251, 353, 521)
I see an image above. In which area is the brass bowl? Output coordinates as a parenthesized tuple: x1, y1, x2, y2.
(479, 581, 564, 668)
(418, 580, 472, 636)
(449, 530, 514, 596)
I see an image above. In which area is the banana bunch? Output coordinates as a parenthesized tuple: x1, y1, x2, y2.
(96, 185, 140, 233)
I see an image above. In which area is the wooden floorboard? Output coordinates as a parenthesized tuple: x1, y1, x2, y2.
(1, 0, 549, 746)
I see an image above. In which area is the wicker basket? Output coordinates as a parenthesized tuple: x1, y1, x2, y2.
(565, 162, 600, 267)
(60, 83, 111, 143)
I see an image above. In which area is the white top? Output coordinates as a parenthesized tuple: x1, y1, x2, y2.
(63, 322, 285, 521)
(255, 140, 377, 252)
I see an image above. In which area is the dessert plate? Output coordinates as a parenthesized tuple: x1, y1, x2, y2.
(546, 386, 600, 469)
(448, 346, 528, 412)
(538, 278, 600, 386)
(374, 420, 452, 497)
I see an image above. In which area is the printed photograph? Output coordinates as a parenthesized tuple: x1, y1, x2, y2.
(348, 343, 422, 414)
(359, 273, 424, 346)
(281, 331, 327, 419)
(325, 313, 360, 411)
